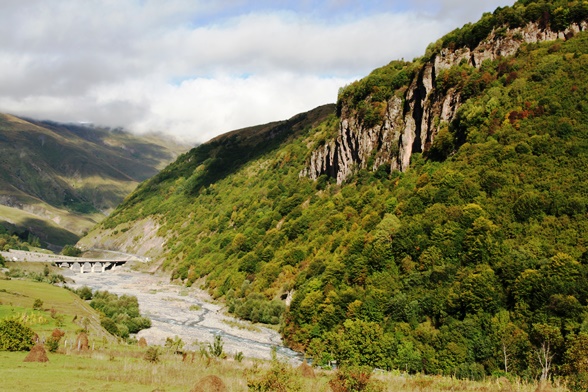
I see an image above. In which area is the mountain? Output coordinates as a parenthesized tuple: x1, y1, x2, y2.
(79, 0, 588, 384)
(0, 114, 188, 248)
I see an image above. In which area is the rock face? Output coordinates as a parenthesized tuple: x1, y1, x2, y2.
(301, 22, 587, 184)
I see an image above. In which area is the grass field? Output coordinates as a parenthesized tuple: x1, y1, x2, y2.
(0, 274, 114, 342)
(0, 348, 569, 392)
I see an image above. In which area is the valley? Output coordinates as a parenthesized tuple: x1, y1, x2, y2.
(3, 0, 588, 389)
(0, 114, 189, 248)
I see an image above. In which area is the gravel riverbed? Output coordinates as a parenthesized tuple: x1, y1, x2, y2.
(67, 268, 302, 363)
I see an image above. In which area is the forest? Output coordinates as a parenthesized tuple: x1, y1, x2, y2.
(95, 0, 588, 387)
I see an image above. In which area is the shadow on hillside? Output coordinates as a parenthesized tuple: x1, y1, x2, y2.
(127, 104, 335, 203)
(1, 217, 79, 250)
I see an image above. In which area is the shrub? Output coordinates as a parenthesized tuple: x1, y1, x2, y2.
(0, 319, 35, 351)
(33, 298, 43, 310)
(144, 346, 160, 363)
(329, 366, 383, 392)
(76, 286, 93, 300)
(100, 317, 120, 336)
(46, 329, 65, 353)
(208, 335, 224, 358)
(246, 358, 302, 392)
(61, 245, 82, 257)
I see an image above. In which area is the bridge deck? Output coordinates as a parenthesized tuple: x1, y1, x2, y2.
(0, 250, 128, 273)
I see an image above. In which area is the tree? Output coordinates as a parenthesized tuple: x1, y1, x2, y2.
(531, 323, 563, 381)
(491, 310, 528, 374)
(448, 265, 503, 317)
(563, 333, 588, 391)
(332, 319, 393, 369)
(0, 319, 35, 351)
(396, 340, 422, 373)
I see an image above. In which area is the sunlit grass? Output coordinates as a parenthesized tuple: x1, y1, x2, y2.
(0, 348, 570, 392)
(0, 278, 113, 341)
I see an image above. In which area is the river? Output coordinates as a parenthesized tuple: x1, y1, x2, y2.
(67, 268, 302, 363)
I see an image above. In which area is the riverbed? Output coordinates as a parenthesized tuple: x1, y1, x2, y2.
(67, 268, 302, 363)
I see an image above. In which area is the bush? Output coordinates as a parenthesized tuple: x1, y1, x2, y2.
(61, 245, 82, 257)
(33, 298, 43, 310)
(0, 319, 35, 351)
(144, 346, 160, 363)
(100, 317, 120, 336)
(246, 358, 302, 392)
(76, 286, 93, 300)
(46, 329, 65, 353)
(208, 335, 224, 358)
(329, 366, 383, 392)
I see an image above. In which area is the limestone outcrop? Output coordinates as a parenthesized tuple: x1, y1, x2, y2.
(301, 22, 588, 184)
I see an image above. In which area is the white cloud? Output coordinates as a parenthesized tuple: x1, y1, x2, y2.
(0, 0, 514, 143)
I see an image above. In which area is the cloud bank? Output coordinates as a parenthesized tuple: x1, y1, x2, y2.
(0, 0, 514, 143)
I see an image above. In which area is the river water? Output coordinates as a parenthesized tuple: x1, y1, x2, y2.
(67, 268, 302, 363)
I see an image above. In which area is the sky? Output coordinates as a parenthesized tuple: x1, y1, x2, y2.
(0, 0, 515, 144)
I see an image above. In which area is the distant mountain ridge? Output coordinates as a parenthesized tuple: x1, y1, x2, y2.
(0, 113, 188, 248)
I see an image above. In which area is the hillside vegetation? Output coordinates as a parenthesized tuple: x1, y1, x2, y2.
(0, 114, 187, 247)
(85, 0, 588, 386)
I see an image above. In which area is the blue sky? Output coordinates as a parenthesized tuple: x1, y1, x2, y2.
(0, 0, 514, 143)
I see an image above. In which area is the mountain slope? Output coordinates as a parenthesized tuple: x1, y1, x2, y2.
(81, 0, 588, 383)
(0, 114, 188, 247)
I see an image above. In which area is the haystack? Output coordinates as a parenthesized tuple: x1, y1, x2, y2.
(496, 377, 513, 392)
(138, 337, 148, 347)
(24, 344, 49, 362)
(75, 332, 89, 350)
(190, 375, 227, 392)
(298, 360, 316, 378)
(535, 381, 552, 392)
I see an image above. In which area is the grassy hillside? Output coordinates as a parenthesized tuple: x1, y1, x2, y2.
(0, 114, 188, 247)
(85, 0, 588, 386)
(0, 276, 112, 341)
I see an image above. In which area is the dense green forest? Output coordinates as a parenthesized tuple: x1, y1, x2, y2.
(95, 0, 588, 387)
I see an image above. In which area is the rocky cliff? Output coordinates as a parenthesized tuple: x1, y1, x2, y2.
(301, 21, 588, 184)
